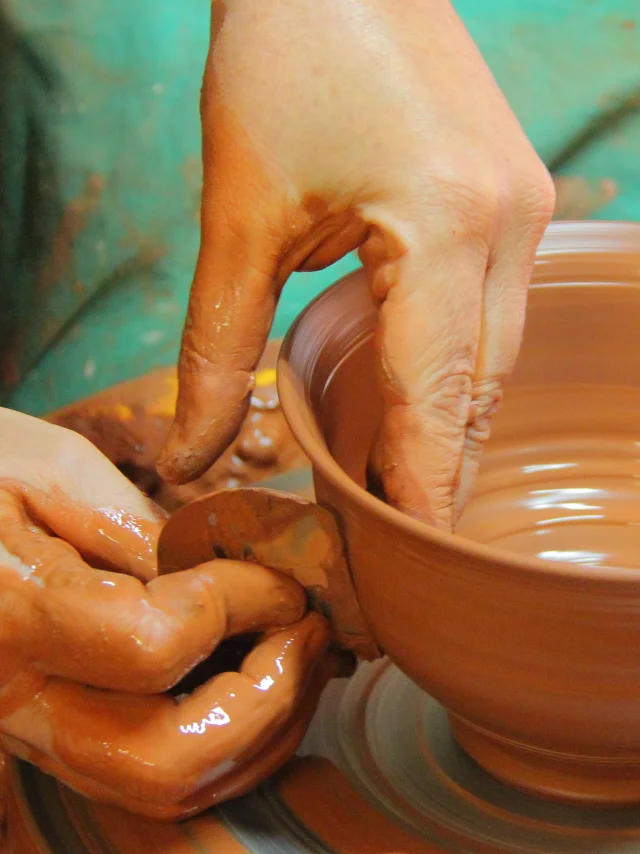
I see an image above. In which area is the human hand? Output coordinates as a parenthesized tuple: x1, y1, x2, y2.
(157, 0, 554, 529)
(0, 408, 333, 819)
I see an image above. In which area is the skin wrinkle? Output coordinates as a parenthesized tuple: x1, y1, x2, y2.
(156, 85, 280, 480)
(157, 0, 553, 525)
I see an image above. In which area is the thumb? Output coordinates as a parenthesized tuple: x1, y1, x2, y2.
(157, 68, 282, 484)
(157, 208, 278, 484)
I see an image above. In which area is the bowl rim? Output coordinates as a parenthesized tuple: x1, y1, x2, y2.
(278, 221, 640, 585)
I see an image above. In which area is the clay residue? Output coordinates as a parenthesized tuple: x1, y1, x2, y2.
(46, 340, 307, 513)
(158, 487, 379, 660)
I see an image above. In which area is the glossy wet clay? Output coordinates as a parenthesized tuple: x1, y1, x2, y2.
(278, 222, 640, 805)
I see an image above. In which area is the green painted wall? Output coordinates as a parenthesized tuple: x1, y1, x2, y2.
(3, 0, 639, 414)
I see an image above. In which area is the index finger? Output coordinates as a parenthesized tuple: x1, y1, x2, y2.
(361, 220, 488, 528)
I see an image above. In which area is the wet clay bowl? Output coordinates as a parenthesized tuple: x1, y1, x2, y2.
(277, 221, 640, 807)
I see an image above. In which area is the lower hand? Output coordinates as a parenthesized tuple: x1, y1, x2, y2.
(0, 409, 332, 819)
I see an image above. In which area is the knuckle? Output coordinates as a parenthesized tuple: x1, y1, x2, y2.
(128, 639, 183, 693)
(515, 164, 557, 228)
(467, 376, 505, 446)
(465, 178, 501, 220)
(130, 579, 223, 693)
(472, 376, 505, 414)
(417, 163, 500, 243)
(270, 581, 307, 628)
(439, 176, 500, 237)
(418, 358, 475, 429)
(462, 431, 485, 470)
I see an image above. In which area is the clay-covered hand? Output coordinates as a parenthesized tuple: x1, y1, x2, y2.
(157, 0, 555, 528)
(0, 408, 333, 819)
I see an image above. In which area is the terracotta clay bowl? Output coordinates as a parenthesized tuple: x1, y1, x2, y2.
(277, 221, 640, 807)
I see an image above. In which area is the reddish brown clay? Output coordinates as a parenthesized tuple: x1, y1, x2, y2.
(47, 340, 307, 513)
(158, 487, 378, 659)
(278, 221, 640, 806)
(0, 407, 338, 821)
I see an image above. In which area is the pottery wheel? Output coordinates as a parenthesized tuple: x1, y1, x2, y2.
(11, 470, 640, 854)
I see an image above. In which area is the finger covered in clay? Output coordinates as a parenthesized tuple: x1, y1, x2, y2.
(0, 614, 330, 818)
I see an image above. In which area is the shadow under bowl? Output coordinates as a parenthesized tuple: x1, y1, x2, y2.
(278, 221, 640, 807)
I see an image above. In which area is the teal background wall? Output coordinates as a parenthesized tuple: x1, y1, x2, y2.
(3, 0, 639, 415)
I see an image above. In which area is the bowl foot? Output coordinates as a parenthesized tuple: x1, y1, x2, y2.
(12, 659, 640, 853)
(450, 713, 640, 807)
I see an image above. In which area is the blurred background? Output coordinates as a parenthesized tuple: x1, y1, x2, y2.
(1, 0, 638, 416)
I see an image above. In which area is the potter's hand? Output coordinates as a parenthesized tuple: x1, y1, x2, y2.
(158, 0, 555, 528)
(0, 409, 333, 819)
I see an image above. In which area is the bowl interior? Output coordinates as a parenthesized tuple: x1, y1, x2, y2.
(286, 223, 640, 572)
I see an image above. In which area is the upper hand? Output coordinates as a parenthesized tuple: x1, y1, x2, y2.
(158, 0, 554, 528)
